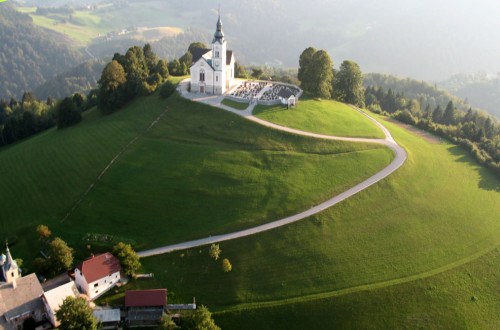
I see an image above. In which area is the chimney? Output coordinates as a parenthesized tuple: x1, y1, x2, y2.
(12, 278, 16, 289)
(90, 253, 94, 259)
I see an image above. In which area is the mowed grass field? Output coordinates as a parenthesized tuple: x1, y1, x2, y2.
(254, 97, 385, 138)
(0, 87, 392, 264)
(100, 112, 500, 327)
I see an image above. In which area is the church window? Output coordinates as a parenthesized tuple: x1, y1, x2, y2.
(216, 75, 219, 82)
(215, 51, 220, 58)
(200, 71, 205, 81)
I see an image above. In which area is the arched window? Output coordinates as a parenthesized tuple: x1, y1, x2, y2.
(199, 69, 205, 82)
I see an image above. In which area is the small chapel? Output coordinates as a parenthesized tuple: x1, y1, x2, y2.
(190, 14, 235, 94)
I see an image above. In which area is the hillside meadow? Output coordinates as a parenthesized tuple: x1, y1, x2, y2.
(0, 87, 392, 264)
(254, 97, 385, 139)
(99, 108, 500, 328)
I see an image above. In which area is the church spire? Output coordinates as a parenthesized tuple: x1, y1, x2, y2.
(213, 11, 225, 43)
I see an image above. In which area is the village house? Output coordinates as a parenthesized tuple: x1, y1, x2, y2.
(42, 281, 80, 327)
(74, 252, 121, 300)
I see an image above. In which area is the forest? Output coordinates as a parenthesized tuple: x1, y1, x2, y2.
(0, 3, 83, 100)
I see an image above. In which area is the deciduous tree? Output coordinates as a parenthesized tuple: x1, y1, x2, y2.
(48, 237, 74, 273)
(332, 60, 365, 107)
(56, 296, 100, 330)
(98, 60, 127, 113)
(113, 242, 141, 276)
(221, 258, 232, 273)
(36, 225, 51, 241)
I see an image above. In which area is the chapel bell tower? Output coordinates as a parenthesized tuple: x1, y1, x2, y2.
(212, 13, 227, 94)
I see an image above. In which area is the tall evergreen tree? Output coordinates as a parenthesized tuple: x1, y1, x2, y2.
(442, 100, 456, 125)
(432, 104, 444, 123)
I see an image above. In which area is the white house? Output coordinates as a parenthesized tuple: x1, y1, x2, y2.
(42, 281, 80, 327)
(74, 253, 121, 300)
(190, 14, 235, 94)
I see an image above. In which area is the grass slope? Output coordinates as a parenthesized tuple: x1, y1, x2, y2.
(0, 88, 391, 265)
(254, 97, 385, 138)
(102, 112, 500, 328)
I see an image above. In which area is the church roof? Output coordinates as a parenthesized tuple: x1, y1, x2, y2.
(2, 244, 18, 275)
(213, 15, 225, 43)
(191, 48, 233, 67)
(0, 273, 44, 323)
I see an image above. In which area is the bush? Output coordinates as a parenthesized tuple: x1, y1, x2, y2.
(160, 81, 176, 99)
(209, 244, 221, 260)
(222, 258, 232, 273)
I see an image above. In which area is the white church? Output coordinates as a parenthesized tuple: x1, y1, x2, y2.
(190, 14, 235, 94)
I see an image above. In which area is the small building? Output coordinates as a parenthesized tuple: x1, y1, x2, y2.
(0, 273, 47, 330)
(74, 253, 121, 300)
(93, 309, 121, 329)
(125, 289, 167, 327)
(42, 281, 80, 327)
(278, 89, 296, 108)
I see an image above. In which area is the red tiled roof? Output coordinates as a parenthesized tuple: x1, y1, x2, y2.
(75, 252, 121, 284)
(125, 289, 167, 307)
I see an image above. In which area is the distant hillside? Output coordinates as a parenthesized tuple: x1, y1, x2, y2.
(0, 3, 83, 99)
(34, 59, 106, 100)
(438, 73, 500, 119)
(363, 73, 474, 113)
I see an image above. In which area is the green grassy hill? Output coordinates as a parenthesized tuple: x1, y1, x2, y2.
(3, 83, 500, 327)
(100, 98, 500, 328)
(0, 87, 391, 265)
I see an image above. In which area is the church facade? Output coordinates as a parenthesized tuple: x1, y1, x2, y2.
(190, 15, 235, 95)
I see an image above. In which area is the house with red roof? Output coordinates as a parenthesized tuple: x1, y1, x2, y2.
(74, 253, 121, 300)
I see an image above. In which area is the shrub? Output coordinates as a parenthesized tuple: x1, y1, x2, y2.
(160, 81, 176, 99)
(209, 244, 221, 260)
(222, 258, 232, 273)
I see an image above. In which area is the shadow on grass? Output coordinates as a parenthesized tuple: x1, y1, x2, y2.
(447, 145, 500, 192)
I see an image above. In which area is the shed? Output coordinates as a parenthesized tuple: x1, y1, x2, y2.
(278, 89, 296, 108)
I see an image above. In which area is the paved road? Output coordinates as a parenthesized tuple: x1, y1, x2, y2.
(137, 88, 407, 257)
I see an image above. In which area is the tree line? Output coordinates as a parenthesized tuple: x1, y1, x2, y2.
(365, 86, 500, 179)
(298, 47, 365, 107)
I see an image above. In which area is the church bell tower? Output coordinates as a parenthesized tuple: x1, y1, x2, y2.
(212, 13, 227, 94)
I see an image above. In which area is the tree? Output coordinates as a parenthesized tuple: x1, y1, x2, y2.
(188, 42, 208, 55)
(98, 60, 127, 113)
(22, 91, 36, 105)
(307, 50, 334, 98)
(183, 305, 220, 330)
(221, 258, 232, 273)
(143, 43, 160, 73)
(54, 96, 82, 129)
(113, 242, 141, 276)
(36, 225, 51, 241)
(32, 257, 48, 274)
(208, 244, 221, 260)
(432, 104, 444, 123)
(332, 60, 365, 107)
(48, 237, 74, 273)
(251, 68, 263, 80)
(56, 296, 100, 330)
(234, 61, 246, 78)
(159, 81, 176, 99)
(442, 100, 456, 125)
(298, 47, 316, 91)
(157, 313, 179, 329)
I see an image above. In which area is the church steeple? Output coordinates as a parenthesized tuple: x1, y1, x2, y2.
(213, 13, 225, 43)
(2, 241, 20, 284)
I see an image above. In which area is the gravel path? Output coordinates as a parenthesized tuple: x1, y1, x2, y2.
(137, 87, 407, 257)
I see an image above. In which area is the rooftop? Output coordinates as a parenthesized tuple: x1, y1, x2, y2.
(0, 273, 44, 322)
(93, 309, 121, 323)
(43, 281, 79, 316)
(76, 253, 121, 284)
(125, 289, 167, 308)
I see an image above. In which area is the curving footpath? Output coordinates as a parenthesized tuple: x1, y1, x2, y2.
(137, 92, 407, 257)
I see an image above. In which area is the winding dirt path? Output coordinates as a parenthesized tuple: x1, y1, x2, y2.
(137, 94, 407, 257)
